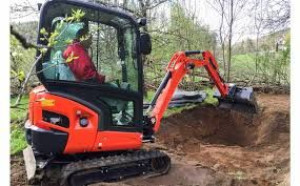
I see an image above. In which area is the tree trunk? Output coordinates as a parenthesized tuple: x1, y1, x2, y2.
(221, 42, 226, 78)
(227, 0, 234, 82)
(138, 0, 149, 32)
(123, 0, 128, 8)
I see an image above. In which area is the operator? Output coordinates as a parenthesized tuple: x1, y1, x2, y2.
(63, 23, 106, 83)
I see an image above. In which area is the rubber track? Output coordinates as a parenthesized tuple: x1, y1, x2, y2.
(60, 149, 171, 186)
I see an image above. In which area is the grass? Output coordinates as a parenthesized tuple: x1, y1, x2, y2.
(10, 95, 29, 155)
(144, 90, 156, 103)
(231, 53, 256, 79)
(201, 87, 218, 106)
(164, 105, 197, 118)
(10, 95, 29, 123)
(10, 124, 27, 155)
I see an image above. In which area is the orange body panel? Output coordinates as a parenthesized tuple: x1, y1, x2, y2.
(28, 86, 46, 123)
(30, 86, 142, 154)
(92, 131, 142, 152)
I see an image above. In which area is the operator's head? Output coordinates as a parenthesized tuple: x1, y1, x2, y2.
(76, 20, 92, 48)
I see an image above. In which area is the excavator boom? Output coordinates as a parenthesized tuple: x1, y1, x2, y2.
(148, 50, 257, 133)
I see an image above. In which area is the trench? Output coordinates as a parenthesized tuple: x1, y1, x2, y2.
(158, 103, 289, 149)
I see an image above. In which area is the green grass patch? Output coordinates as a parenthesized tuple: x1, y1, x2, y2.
(202, 87, 218, 106)
(232, 54, 255, 69)
(10, 95, 29, 123)
(10, 95, 29, 155)
(231, 53, 256, 79)
(10, 124, 27, 155)
(232, 53, 255, 62)
(163, 104, 196, 118)
(144, 90, 156, 103)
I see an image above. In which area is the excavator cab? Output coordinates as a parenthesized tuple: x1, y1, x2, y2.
(36, 0, 149, 131)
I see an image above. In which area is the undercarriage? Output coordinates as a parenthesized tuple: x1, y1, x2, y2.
(24, 146, 171, 186)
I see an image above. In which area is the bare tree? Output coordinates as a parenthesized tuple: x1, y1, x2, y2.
(10, 26, 36, 49)
(219, 0, 227, 78)
(10, 0, 39, 44)
(135, 0, 170, 32)
(208, 0, 247, 82)
(265, 0, 290, 29)
(207, 0, 227, 78)
(253, 0, 265, 78)
(226, 0, 247, 82)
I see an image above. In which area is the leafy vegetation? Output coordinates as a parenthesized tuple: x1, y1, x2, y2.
(10, 35, 36, 95)
(10, 96, 29, 155)
(202, 88, 218, 106)
(164, 105, 197, 118)
(11, 124, 27, 155)
(145, 3, 217, 86)
(10, 96, 29, 122)
(230, 29, 290, 84)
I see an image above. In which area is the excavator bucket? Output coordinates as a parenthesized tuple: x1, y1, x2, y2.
(214, 84, 258, 113)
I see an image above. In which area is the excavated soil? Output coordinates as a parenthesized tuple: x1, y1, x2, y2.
(11, 94, 290, 186)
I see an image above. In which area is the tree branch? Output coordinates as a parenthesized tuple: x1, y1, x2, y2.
(10, 25, 37, 49)
(147, 0, 169, 10)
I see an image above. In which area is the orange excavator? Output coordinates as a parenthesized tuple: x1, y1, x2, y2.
(23, 0, 257, 185)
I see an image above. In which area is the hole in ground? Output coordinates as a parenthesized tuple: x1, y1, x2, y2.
(158, 105, 288, 148)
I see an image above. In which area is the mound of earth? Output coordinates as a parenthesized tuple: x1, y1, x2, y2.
(11, 94, 290, 186)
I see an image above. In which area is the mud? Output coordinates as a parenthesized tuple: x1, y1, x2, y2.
(11, 155, 27, 186)
(11, 94, 290, 186)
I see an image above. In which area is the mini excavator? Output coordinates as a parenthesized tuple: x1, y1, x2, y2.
(23, 0, 257, 185)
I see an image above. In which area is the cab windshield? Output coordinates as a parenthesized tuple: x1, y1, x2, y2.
(38, 1, 139, 92)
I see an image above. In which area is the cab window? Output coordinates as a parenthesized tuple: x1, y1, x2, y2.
(40, 8, 139, 92)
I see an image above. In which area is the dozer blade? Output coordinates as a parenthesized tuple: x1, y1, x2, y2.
(23, 146, 37, 181)
(214, 84, 258, 113)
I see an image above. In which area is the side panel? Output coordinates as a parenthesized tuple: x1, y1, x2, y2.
(33, 92, 99, 154)
(30, 89, 143, 154)
(92, 131, 142, 152)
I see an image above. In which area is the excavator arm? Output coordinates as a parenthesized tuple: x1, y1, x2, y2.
(147, 50, 257, 133)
